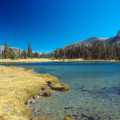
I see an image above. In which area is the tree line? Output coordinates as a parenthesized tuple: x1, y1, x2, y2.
(53, 41, 120, 60)
(0, 43, 40, 59)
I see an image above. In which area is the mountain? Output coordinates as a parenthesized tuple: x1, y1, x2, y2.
(106, 31, 120, 44)
(53, 31, 120, 60)
(67, 31, 120, 48)
(81, 32, 120, 45)
(77, 37, 106, 47)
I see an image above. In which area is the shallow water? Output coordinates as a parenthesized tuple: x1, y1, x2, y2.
(9, 62, 120, 120)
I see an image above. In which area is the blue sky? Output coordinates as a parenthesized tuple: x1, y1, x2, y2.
(0, 0, 120, 52)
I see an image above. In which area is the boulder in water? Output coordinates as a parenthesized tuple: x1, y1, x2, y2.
(47, 81, 70, 92)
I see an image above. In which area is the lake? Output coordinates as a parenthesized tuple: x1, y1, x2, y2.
(8, 62, 120, 120)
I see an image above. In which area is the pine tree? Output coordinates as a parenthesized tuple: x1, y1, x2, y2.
(8, 48, 16, 59)
(27, 43, 32, 58)
(21, 50, 27, 59)
(3, 43, 9, 59)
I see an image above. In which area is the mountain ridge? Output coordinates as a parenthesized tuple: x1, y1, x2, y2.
(53, 31, 120, 60)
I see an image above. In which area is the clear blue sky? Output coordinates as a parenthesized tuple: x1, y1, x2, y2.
(0, 0, 120, 52)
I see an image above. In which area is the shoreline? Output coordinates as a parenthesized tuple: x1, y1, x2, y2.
(0, 66, 69, 120)
(0, 58, 120, 64)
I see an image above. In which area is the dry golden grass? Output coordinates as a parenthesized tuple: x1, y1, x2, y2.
(0, 66, 59, 120)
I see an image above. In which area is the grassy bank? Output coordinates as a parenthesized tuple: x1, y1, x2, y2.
(0, 66, 69, 120)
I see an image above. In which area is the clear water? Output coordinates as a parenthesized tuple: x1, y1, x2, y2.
(9, 62, 120, 120)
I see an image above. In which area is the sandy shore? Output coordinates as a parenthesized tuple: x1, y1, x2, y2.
(0, 66, 69, 120)
(0, 58, 119, 64)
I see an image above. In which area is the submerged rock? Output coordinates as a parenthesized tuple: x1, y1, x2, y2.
(81, 113, 96, 120)
(31, 116, 48, 120)
(64, 115, 73, 120)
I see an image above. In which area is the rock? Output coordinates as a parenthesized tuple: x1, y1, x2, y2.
(35, 95, 40, 99)
(28, 98, 35, 105)
(41, 87, 45, 91)
(47, 81, 70, 92)
(64, 115, 73, 120)
(47, 81, 52, 86)
(41, 91, 51, 97)
(39, 87, 52, 97)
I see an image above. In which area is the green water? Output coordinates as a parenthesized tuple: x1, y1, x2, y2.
(13, 62, 120, 120)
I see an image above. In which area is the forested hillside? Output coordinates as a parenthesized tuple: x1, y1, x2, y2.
(53, 31, 120, 60)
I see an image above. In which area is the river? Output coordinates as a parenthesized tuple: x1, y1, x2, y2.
(8, 62, 120, 120)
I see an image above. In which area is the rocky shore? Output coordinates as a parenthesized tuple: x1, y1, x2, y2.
(0, 66, 69, 120)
